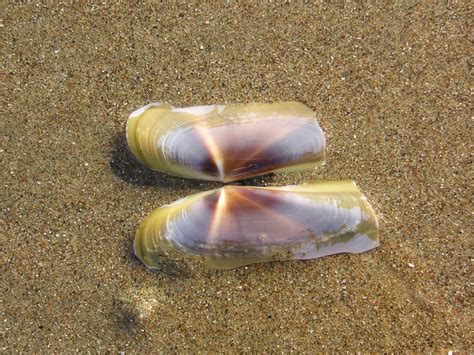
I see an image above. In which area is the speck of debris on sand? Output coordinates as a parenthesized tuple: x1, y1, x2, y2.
(2, 2, 471, 352)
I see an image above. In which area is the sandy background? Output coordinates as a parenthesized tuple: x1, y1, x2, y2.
(2, 2, 471, 352)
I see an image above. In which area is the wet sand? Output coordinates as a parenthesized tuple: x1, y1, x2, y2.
(2, 3, 471, 352)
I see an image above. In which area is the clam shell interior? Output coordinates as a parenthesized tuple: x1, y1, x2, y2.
(134, 181, 379, 270)
(126, 102, 325, 182)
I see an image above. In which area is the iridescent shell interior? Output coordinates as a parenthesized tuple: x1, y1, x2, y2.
(126, 102, 325, 182)
(134, 181, 379, 270)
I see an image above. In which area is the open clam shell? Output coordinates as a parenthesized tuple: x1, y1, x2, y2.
(126, 102, 325, 182)
(134, 181, 379, 270)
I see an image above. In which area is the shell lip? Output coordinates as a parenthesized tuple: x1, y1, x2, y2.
(128, 102, 163, 119)
(128, 102, 227, 120)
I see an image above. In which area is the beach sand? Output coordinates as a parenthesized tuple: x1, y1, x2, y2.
(2, 3, 471, 352)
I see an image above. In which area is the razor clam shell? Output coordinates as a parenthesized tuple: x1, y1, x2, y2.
(134, 181, 379, 270)
(126, 102, 325, 182)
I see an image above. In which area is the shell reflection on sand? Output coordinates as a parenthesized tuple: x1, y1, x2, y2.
(134, 181, 379, 270)
(126, 102, 325, 182)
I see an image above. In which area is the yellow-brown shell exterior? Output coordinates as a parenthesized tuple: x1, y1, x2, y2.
(126, 102, 325, 182)
(134, 181, 379, 270)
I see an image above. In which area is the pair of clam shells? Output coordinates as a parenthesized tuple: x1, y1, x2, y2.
(127, 102, 379, 270)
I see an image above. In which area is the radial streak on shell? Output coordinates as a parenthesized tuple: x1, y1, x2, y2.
(234, 119, 306, 171)
(194, 125, 225, 182)
(230, 187, 310, 236)
(208, 188, 227, 243)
